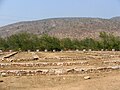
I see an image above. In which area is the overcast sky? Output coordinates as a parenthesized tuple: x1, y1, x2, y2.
(0, 0, 120, 26)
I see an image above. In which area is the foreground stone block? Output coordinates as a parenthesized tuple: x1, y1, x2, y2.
(76, 49, 79, 52)
(83, 49, 86, 52)
(28, 50, 31, 52)
(36, 49, 39, 52)
(88, 49, 92, 51)
(112, 49, 115, 51)
(0, 50, 2, 53)
(60, 50, 63, 52)
(44, 49, 47, 52)
(1, 73, 7, 77)
(9, 50, 12, 52)
(53, 50, 56, 52)
(101, 49, 104, 51)
(84, 76, 91, 80)
(3, 52, 18, 58)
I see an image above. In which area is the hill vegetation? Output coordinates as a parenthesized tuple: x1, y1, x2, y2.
(0, 17, 120, 39)
(0, 32, 120, 51)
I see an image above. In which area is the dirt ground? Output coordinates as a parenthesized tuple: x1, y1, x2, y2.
(0, 51, 120, 90)
(0, 71, 120, 90)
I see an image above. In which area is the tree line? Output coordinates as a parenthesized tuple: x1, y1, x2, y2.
(0, 32, 120, 51)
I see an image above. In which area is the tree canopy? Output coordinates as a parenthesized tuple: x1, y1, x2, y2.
(0, 32, 120, 51)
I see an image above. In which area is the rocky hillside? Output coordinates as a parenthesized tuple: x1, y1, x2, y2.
(111, 16, 120, 22)
(0, 17, 120, 39)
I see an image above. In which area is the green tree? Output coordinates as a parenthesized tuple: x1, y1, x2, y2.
(39, 34, 61, 51)
(80, 38, 98, 50)
(0, 37, 7, 50)
(6, 32, 39, 51)
(60, 38, 74, 50)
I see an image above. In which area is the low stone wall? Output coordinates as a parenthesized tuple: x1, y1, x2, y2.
(42, 56, 92, 61)
(0, 61, 88, 67)
(0, 66, 120, 76)
(103, 60, 120, 65)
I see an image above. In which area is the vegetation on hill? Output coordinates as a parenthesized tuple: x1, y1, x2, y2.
(0, 32, 120, 51)
(0, 17, 120, 39)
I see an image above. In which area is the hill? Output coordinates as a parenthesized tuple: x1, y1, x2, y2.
(111, 16, 120, 22)
(0, 17, 120, 39)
